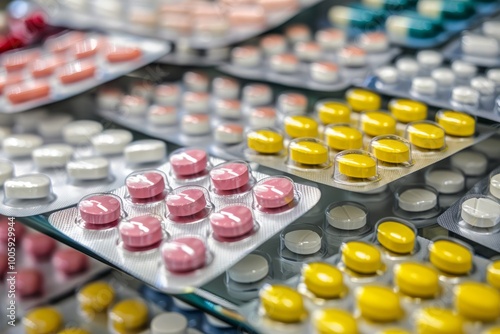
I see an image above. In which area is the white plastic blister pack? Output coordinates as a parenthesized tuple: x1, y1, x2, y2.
(362, 50, 500, 123)
(34, 0, 322, 49)
(0, 30, 169, 113)
(219, 25, 400, 91)
(48, 154, 321, 293)
(0, 110, 171, 217)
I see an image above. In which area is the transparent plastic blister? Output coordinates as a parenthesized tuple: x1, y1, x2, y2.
(48, 155, 321, 293)
(0, 219, 109, 318)
(438, 166, 500, 253)
(362, 51, 500, 123)
(218, 26, 401, 91)
(35, 0, 322, 49)
(0, 30, 170, 113)
(0, 113, 169, 217)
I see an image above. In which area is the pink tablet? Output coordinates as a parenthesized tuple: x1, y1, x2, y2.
(166, 188, 207, 217)
(52, 248, 88, 275)
(119, 215, 163, 250)
(169, 149, 208, 177)
(31, 56, 66, 78)
(162, 237, 206, 272)
(16, 268, 43, 297)
(126, 171, 165, 200)
(254, 177, 294, 208)
(59, 61, 96, 84)
(23, 233, 57, 259)
(106, 45, 142, 63)
(0, 217, 26, 244)
(72, 37, 101, 59)
(6, 81, 51, 104)
(210, 162, 249, 191)
(210, 205, 254, 239)
(79, 194, 121, 227)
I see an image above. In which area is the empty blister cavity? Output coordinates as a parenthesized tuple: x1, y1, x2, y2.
(369, 135, 413, 167)
(333, 150, 380, 185)
(77, 193, 124, 229)
(460, 195, 500, 228)
(405, 121, 446, 151)
(161, 235, 211, 273)
(125, 170, 168, 204)
(287, 138, 331, 170)
(118, 214, 166, 252)
(169, 148, 210, 181)
(209, 160, 254, 195)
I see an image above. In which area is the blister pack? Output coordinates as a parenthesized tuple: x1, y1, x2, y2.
(48, 153, 321, 293)
(34, 0, 322, 49)
(0, 30, 169, 113)
(438, 163, 500, 254)
(0, 217, 109, 319)
(362, 50, 500, 123)
(0, 110, 172, 217)
(218, 24, 400, 91)
(443, 16, 500, 68)
(239, 234, 497, 334)
(326, 1, 500, 49)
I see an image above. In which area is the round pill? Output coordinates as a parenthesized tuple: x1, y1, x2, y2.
(327, 204, 367, 230)
(91, 129, 133, 155)
(120, 215, 163, 249)
(455, 282, 500, 322)
(289, 140, 328, 165)
(126, 171, 165, 199)
(212, 76, 240, 100)
(154, 84, 180, 106)
(210, 162, 249, 191)
(182, 91, 210, 114)
(148, 105, 177, 126)
(376, 66, 399, 85)
(183, 71, 209, 92)
(163, 237, 207, 272)
(97, 86, 122, 110)
(52, 248, 88, 275)
(431, 67, 455, 87)
(415, 308, 464, 334)
(389, 99, 427, 123)
(406, 122, 445, 150)
(110, 299, 149, 332)
(214, 99, 241, 119)
(315, 28, 346, 50)
(260, 34, 287, 55)
(166, 189, 207, 216)
(452, 86, 479, 105)
(23, 307, 62, 334)
(63, 120, 103, 145)
(249, 107, 277, 128)
(359, 31, 389, 53)
(23, 233, 56, 259)
(242, 84, 272, 106)
(316, 101, 350, 125)
(119, 95, 148, 116)
(370, 138, 410, 164)
(396, 57, 420, 78)
(491, 174, 500, 200)
(210, 205, 254, 238)
(228, 253, 269, 283)
(67, 157, 109, 180)
(4, 174, 51, 200)
(425, 169, 464, 194)
(269, 53, 300, 74)
(436, 110, 475, 137)
(411, 77, 437, 96)
(284, 230, 321, 255)
(310, 61, 340, 84)
(461, 197, 500, 228)
(337, 153, 377, 178)
(394, 263, 439, 299)
(361, 111, 396, 137)
(429, 240, 472, 275)
(341, 241, 382, 274)
(377, 221, 415, 254)
(0, 160, 14, 186)
(325, 126, 363, 151)
(346, 89, 381, 112)
(79, 194, 121, 225)
(214, 124, 244, 145)
(150, 312, 190, 334)
(260, 285, 306, 323)
(77, 281, 115, 314)
(451, 151, 487, 176)
(285, 24, 311, 43)
(16, 268, 43, 297)
(471, 76, 495, 97)
(338, 45, 367, 67)
(247, 129, 284, 154)
(356, 286, 403, 322)
(3, 134, 43, 158)
(398, 188, 437, 212)
(294, 41, 322, 61)
(451, 60, 477, 80)
(313, 309, 357, 334)
(284, 116, 318, 138)
(37, 114, 74, 138)
(254, 177, 294, 209)
(231, 45, 262, 67)
(181, 114, 211, 136)
(31, 144, 73, 169)
(169, 149, 207, 177)
(278, 93, 307, 116)
(124, 140, 166, 164)
(416, 50, 443, 70)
